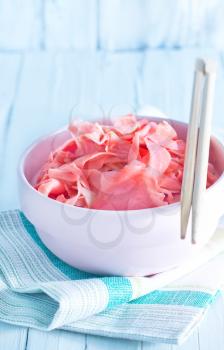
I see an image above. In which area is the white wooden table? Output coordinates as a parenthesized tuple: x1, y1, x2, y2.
(0, 50, 224, 349)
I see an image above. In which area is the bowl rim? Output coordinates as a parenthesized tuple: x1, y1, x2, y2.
(18, 117, 224, 214)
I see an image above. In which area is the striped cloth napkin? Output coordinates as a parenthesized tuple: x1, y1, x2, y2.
(0, 210, 224, 345)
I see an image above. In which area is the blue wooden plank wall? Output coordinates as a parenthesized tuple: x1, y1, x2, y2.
(0, 0, 224, 51)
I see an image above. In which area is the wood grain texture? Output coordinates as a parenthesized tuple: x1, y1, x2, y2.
(0, 53, 57, 209)
(0, 54, 22, 154)
(86, 334, 141, 350)
(197, 293, 224, 350)
(44, 0, 98, 50)
(99, 0, 224, 51)
(143, 341, 172, 349)
(0, 0, 42, 50)
(173, 332, 198, 350)
(0, 0, 223, 51)
(26, 328, 86, 350)
(137, 49, 224, 128)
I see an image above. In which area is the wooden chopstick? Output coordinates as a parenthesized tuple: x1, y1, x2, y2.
(180, 59, 204, 239)
(181, 58, 217, 243)
(191, 60, 217, 243)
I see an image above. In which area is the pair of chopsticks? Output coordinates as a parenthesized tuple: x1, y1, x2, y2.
(181, 58, 217, 244)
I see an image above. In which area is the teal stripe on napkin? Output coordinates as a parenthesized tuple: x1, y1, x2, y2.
(131, 290, 212, 307)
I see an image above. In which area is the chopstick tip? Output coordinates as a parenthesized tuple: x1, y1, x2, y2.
(191, 237, 197, 245)
(180, 221, 188, 240)
(195, 58, 205, 73)
(196, 58, 217, 75)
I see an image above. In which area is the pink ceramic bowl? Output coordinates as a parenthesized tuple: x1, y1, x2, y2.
(18, 118, 224, 276)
